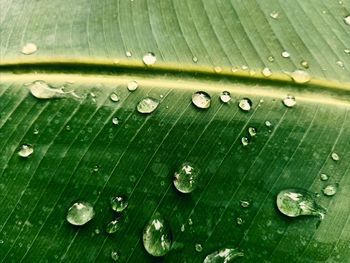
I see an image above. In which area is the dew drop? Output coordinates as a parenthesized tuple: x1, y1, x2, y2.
(127, 80, 138, 91)
(112, 117, 120, 125)
(195, 243, 203, 252)
(322, 184, 337, 197)
(220, 91, 231, 103)
(282, 95, 296, 108)
(300, 60, 309, 69)
(18, 144, 33, 158)
(241, 137, 249, 147)
(173, 163, 200, 193)
(203, 248, 244, 263)
(33, 128, 39, 135)
(214, 66, 222, 73)
(276, 188, 327, 219)
(236, 217, 244, 225)
(106, 219, 122, 234)
(270, 11, 279, 19)
(238, 98, 252, 112)
(331, 152, 340, 161)
(66, 201, 95, 226)
(142, 213, 172, 257)
(241, 65, 248, 71)
(344, 15, 350, 26)
(110, 195, 128, 212)
(28, 81, 65, 99)
(192, 91, 211, 109)
(248, 127, 257, 137)
(262, 67, 272, 77)
(137, 97, 159, 114)
(240, 200, 250, 208)
(336, 60, 344, 68)
(21, 43, 37, 55)
(344, 49, 350, 54)
(268, 56, 275, 62)
(192, 56, 198, 63)
(281, 51, 290, 58)
(143, 52, 156, 65)
(125, 51, 132, 57)
(291, 70, 310, 84)
(320, 174, 329, 181)
(111, 251, 119, 261)
(110, 93, 119, 102)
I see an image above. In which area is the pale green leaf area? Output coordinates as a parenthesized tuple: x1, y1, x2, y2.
(0, 0, 350, 262)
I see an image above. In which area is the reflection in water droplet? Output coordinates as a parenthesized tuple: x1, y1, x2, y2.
(195, 243, 203, 252)
(18, 144, 34, 158)
(276, 188, 327, 219)
(192, 91, 211, 109)
(66, 201, 95, 226)
(112, 117, 120, 125)
(344, 15, 350, 26)
(173, 163, 200, 193)
(240, 200, 250, 208)
(241, 137, 249, 147)
(323, 184, 337, 197)
(110, 195, 128, 212)
(127, 81, 138, 91)
(282, 95, 296, 108)
(320, 174, 329, 181)
(262, 67, 272, 77)
(137, 97, 159, 114)
(143, 213, 172, 257)
(291, 70, 310, 84)
(111, 251, 119, 261)
(220, 91, 231, 103)
(300, 60, 309, 69)
(106, 219, 121, 234)
(248, 127, 257, 137)
(203, 248, 244, 263)
(21, 43, 37, 55)
(143, 52, 157, 65)
(281, 51, 290, 58)
(331, 152, 340, 161)
(238, 98, 252, 112)
(270, 11, 279, 19)
(110, 93, 120, 102)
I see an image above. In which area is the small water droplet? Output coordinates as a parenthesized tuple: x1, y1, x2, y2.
(240, 200, 250, 208)
(300, 60, 309, 69)
(110, 93, 120, 102)
(92, 165, 100, 172)
(344, 15, 350, 26)
(195, 243, 203, 252)
(112, 117, 120, 125)
(262, 67, 272, 77)
(248, 127, 257, 137)
(143, 213, 172, 257)
(110, 195, 128, 212)
(241, 65, 249, 71)
(214, 66, 222, 73)
(291, 70, 310, 84)
(17, 144, 33, 158)
(127, 80, 138, 91)
(95, 228, 100, 234)
(276, 188, 327, 219)
(268, 56, 275, 62)
(281, 51, 290, 58)
(322, 184, 337, 197)
(203, 248, 244, 263)
(220, 91, 231, 103)
(320, 174, 329, 181)
(270, 11, 279, 19)
(125, 51, 132, 57)
(241, 137, 249, 147)
(192, 91, 211, 109)
(173, 163, 200, 193)
(33, 128, 39, 135)
(282, 95, 296, 108)
(66, 201, 95, 226)
(106, 219, 122, 234)
(331, 152, 340, 161)
(336, 60, 344, 68)
(344, 49, 350, 54)
(236, 217, 244, 225)
(21, 43, 37, 55)
(143, 52, 156, 65)
(238, 98, 252, 112)
(180, 224, 185, 232)
(192, 56, 198, 63)
(265, 121, 272, 127)
(136, 97, 159, 114)
(111, 250, 119, 261)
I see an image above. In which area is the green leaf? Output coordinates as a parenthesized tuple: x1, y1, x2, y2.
(0, 0, 350, 262)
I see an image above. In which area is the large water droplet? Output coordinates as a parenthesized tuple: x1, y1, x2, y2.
(127, 81, 138, 91)
(28, 81, 73, 99)
(203, 248, 244, 263)
(18, 144, 34, 158)
(291, 70, 310, 84)
(281, 51, 290, 58)
(238, 98, 252, 112)
(282, 95, 296, 108)
(21, 43, 37, 55)
(276, 188, 327, 219)
(173, 162, 200, 193)
(143, 213, 172, 257)
(220, 91, 231, 103)
(192, 91, 211, 109)
(143, 52, 156, 65)
(66, 201, 95, 226)
(106, 218, 122, 234)
(110, 195, 128, 212)
(344, 15, 350, 25)
(323, 184, 337, 197)
(111, 251, 119, 261)
(137, 97, 159, 114)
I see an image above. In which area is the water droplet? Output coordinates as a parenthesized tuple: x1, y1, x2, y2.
(320, 174, 329, 181)
(268, 56, 275, 62)
(112, 117, 120, 125)
(106, 219, 122, 234)
(300, 60, 309, 69)
(240, 200, 250, 208)
(241, 137, 249, 147)
(180, 224, 185, 232)
(110, 195, 128, 212)
(66, 201, 95, 226)
(92, 165, 100, 172)
(192, 91, 211, 109)
(344, 15, 350, 26)
(265, 120, 272, 127)
(110, 93, 120, 102)
(238, 98, 252, 112)
(236, 217, 244, 225)
(143, 52, 156, 65)
(270, 11, 279, 19)
(195, 243, 203, 252)
(276, 188, 327, 219)
(127, 80, 138, 91)
(203, 248, 244, 263)
(248, 127, 257, 137)
(28, 81, 66, 99)
(281, 51, 290, 58)
(18, 144, 33, 158)
(137, 97, 159, 114)
(331, 152, 340, 161)
(344, 49, 350, 54)
(192, 56, 198, 63)
(262, 67, 272, 77)
(173, 163, 200, 193)
(125, 51, 132, 57)
(220, 91, 231, 103)
(214, 66, 222, 73)
(143, 213, 172, 257)
(21, 43, 37, 55)
(241, 65, 249, 71)
(111, 251, 119, 261)
(282, 95, 296, 108)
(291, 70, 310, 84)
(322, 184, 337, 197)
(336, 60, 344, 68)
(95, 228, 100, 235)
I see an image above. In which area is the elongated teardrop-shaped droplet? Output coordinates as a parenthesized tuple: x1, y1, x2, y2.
(66, 201, 95, 226)
(127, 81, 138, 91)
(110, 195, 128, 212)
(137, 97, 159, 114)
(18, 144, 34, 158)
(238, 98, 252, 112)
(276, 188, 327, 219)
(173, 163, 200, 193)
(282, 95, 296, 108)
(29, 81, 70, 99)
(192, 91, 211, 109)
(21, 43, 37, 55)
(220, 91, 231, 103)
(143, 213, 172, 257)
(143, 52, 156, 65)
(106, 219, 122, 234)
(291, 70, 310, 84)
(203, 248, 244, 263)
